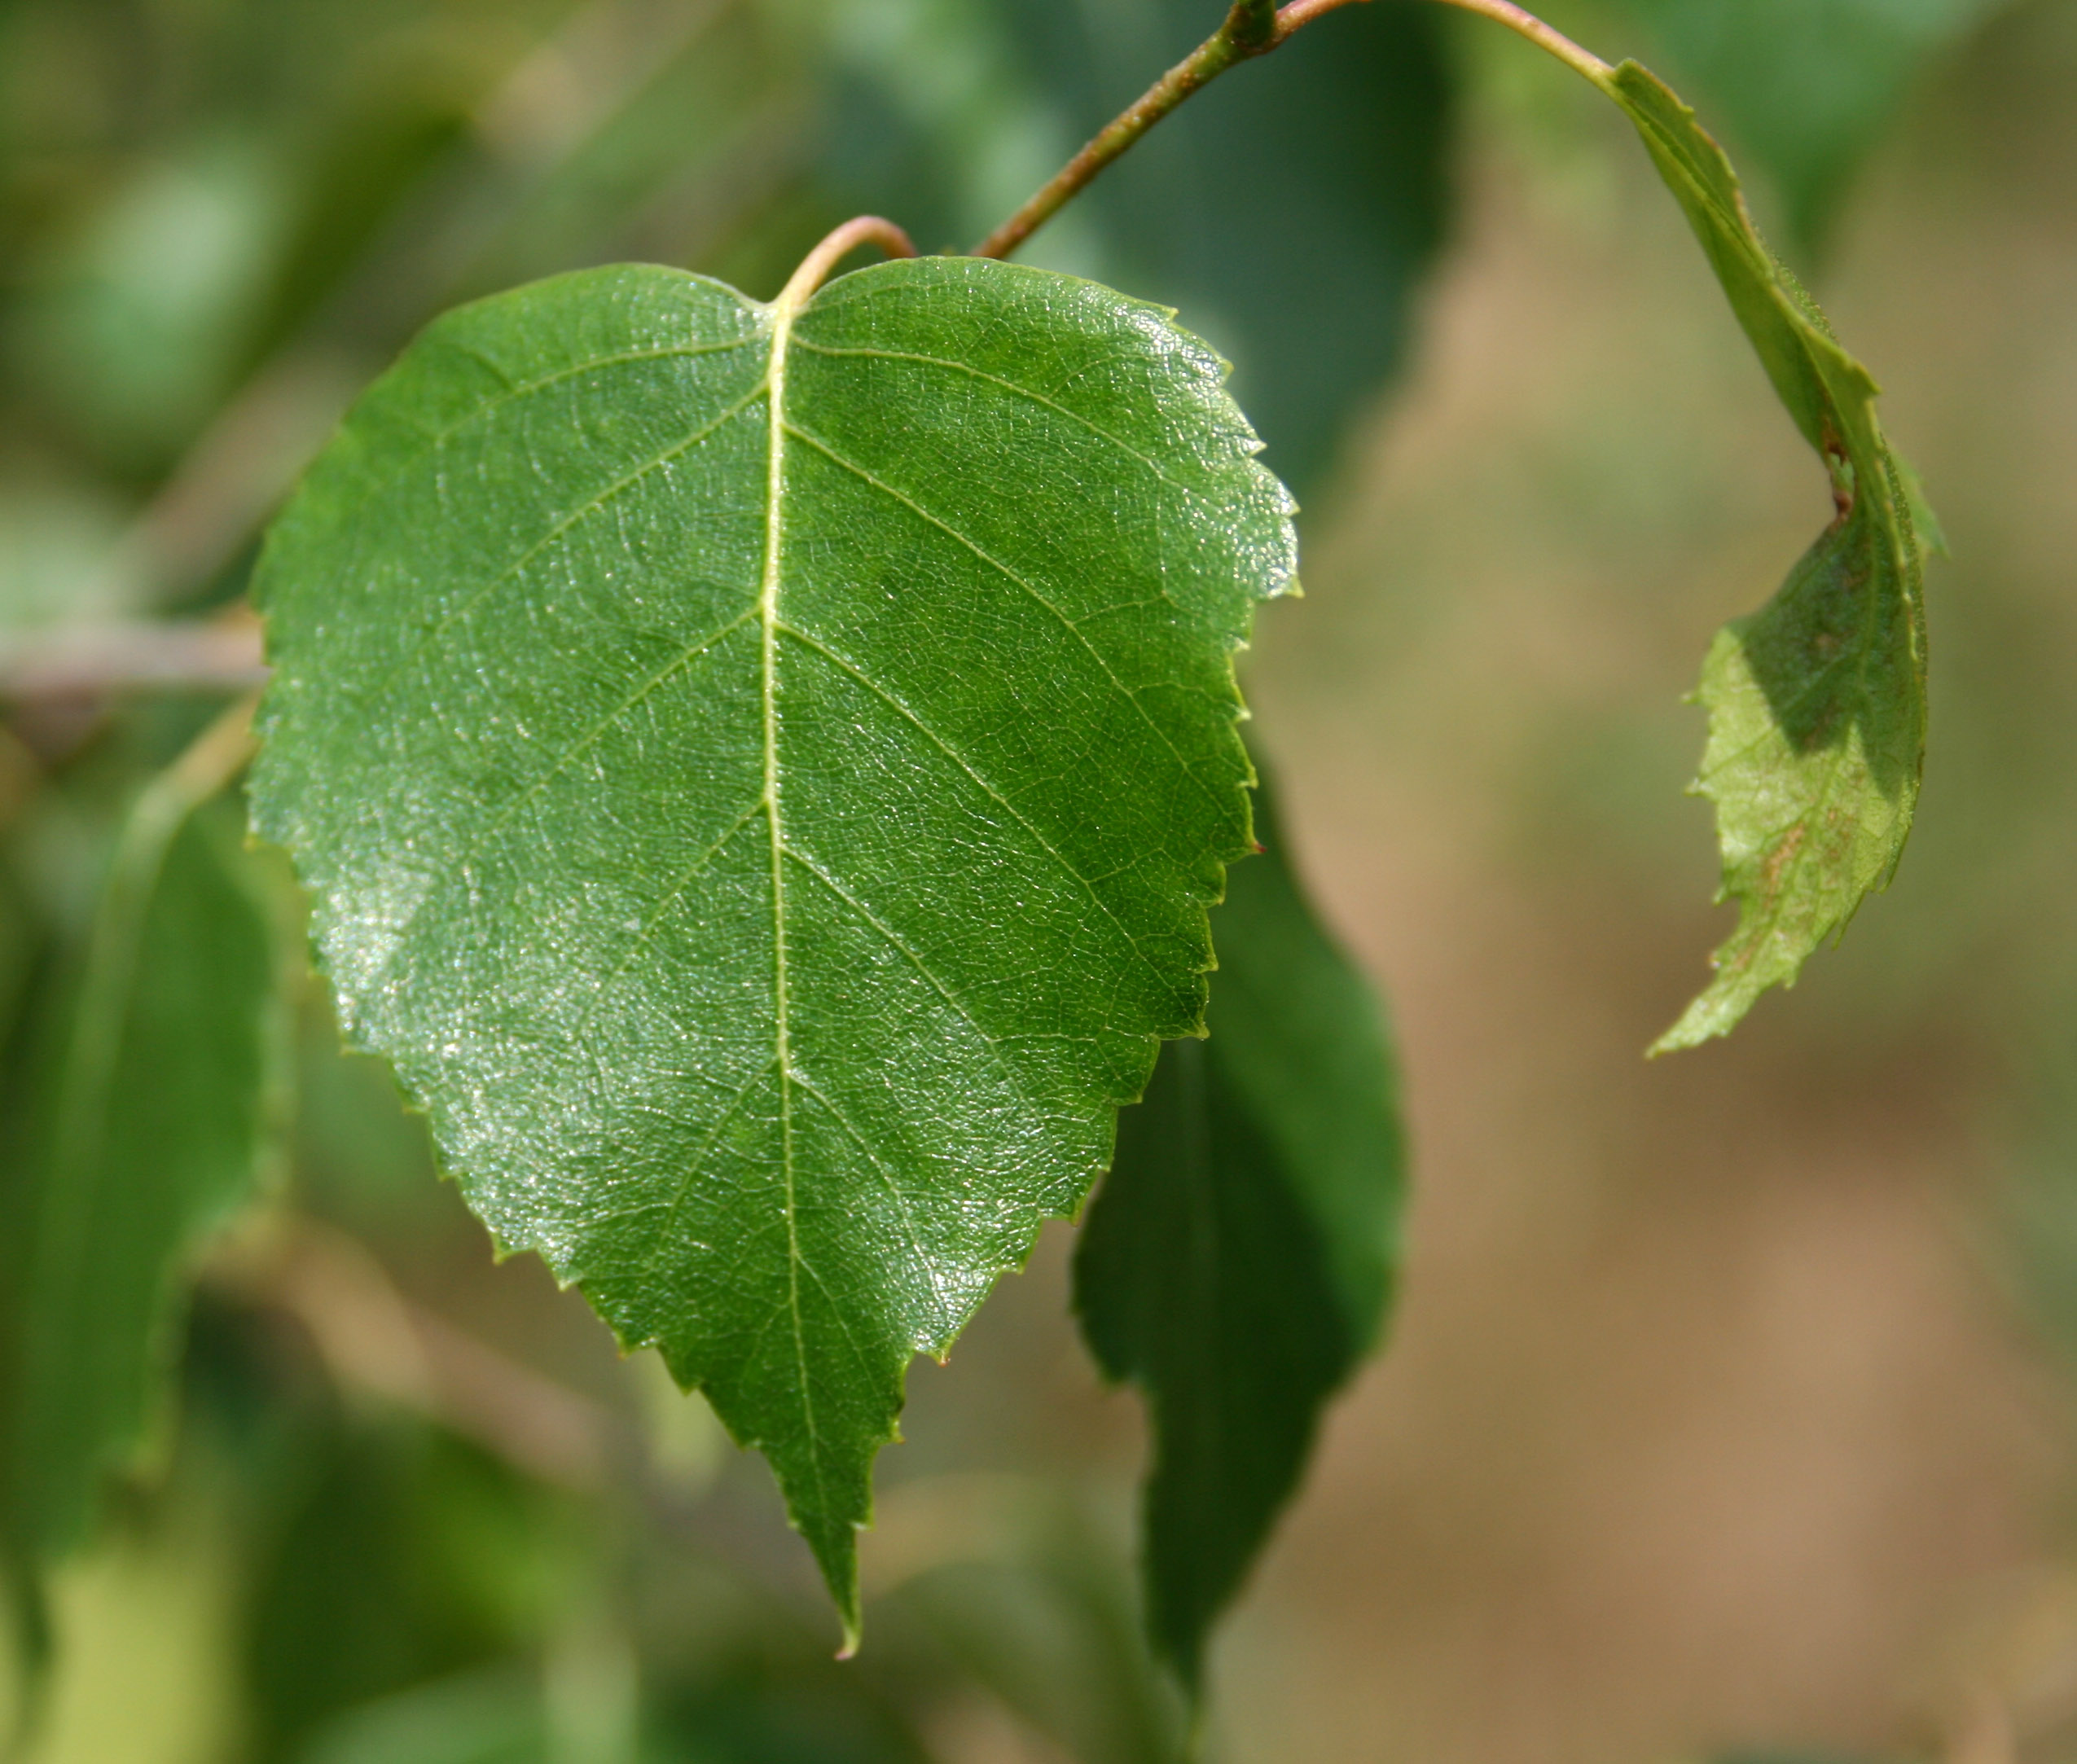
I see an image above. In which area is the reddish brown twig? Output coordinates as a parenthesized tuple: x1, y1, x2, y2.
(775, 215, 918, 311)
(973, 0, 1611, 263)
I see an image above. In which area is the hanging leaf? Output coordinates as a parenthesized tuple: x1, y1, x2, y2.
(1074, 768, 1403, 1693)
(2, 708, 285, 1571)
(1590, 65, 1930, 1052)
(248, 253, 1296, 1642)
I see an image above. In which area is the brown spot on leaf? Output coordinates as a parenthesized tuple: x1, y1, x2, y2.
(1759, 823, 1808, 904)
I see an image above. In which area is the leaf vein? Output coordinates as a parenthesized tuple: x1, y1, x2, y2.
(772, 621, 1169, 989)
(564, 799, 766, 1047)
(628, 1055, 781, 1279)
(366, 381, 766, 708)
(779, 420, 1228, 820)
(450, 608, 757, 881)
(788, 340, 1211, 505)
(787, 1069, 957, 1332)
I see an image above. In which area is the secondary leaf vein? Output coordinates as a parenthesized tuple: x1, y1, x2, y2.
(773, 621, 1168, 987)
(778, 420, 1228, 818)
(366, 381, 766, 707)
(788, 340, 1210, 503)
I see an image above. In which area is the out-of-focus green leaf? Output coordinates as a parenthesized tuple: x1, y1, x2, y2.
(818, 0, 1452, 495)
(1074, 770, 1403, 1691)
(655, 1665, 941, 1764)
(874, 1477, 1185, 1764)
(249, 254, 1295, 1642)
(1, 709, 285, 1569)
(296, 1669, 543, 1764)
(1584, 65, 1930, 1051)
(252, 1422, 561, 1760)
(14, 138, 293, 465)
(1605, 0, 2006, 248)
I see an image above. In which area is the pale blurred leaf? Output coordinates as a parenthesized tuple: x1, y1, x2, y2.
(2, 734, 285, 1569)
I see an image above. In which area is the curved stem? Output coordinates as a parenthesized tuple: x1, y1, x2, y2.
(775, 217, 917, 313)
(973, 0, 1617, 263)
(1426, 0, 1611, 81)
(1272, 0, 1379, 27)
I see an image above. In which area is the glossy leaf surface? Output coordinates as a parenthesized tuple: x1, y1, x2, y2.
(2, 739, 283, 1569)
(249, 254, 1295, 1639)
(1598, 64, 1930, 1052)
(1074, 774, 1403, 1690)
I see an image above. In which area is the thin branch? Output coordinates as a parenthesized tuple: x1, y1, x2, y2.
(1272, 0, 1381, 29)
(974, 0, 1614, 262)
(974, 0, 1359, 261)
(1426, 0, 1611, 81)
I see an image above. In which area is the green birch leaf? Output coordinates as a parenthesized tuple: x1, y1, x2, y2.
(1596, 64, 1930, 1053)
(2, 720, 285, 1569)
(248, 255, 1296, 1643)
(1074, 769, 1403, 1692)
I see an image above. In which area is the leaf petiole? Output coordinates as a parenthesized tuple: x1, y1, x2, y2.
(774, 216, 916, 312)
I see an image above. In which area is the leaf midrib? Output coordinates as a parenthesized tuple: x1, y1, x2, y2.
(759, 289, 822, 1507)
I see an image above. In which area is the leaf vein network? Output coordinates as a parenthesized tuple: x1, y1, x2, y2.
(788, 340, 1215, 506)
(778, 840, 1047, 1105)
(624, 1052, 782, 1279)
(344, 334, 761, 541)
(361, 381, 766, 708)
(777, 420, 1228, 818)
(560, 798, 766, 1050)
(785, 1067, 957, 1330)
(427, 336, 757, 428)
(432, 607, 758, 891)
(772, 621, 1168, 988)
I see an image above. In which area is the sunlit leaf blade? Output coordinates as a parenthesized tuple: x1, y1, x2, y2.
(1074, 771, 1403, 1692)
(248, 256, 1296, 1640)
(2, 729, 283, 1569)
(1597, 64, 1930, 1053)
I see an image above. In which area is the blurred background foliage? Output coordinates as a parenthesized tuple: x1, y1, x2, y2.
(2, 0, 2076, 1761)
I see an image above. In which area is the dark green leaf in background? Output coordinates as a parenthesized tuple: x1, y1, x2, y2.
(249, 253, 1296, 1642)
(1591, 65, 1931, 1052)
(819, 0, 1453, 498)
(1074, 769, 1404, 1692)
(1, 714, 285, 1573)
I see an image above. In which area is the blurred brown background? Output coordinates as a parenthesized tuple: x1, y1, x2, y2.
(7, 2, 2077, 1761)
